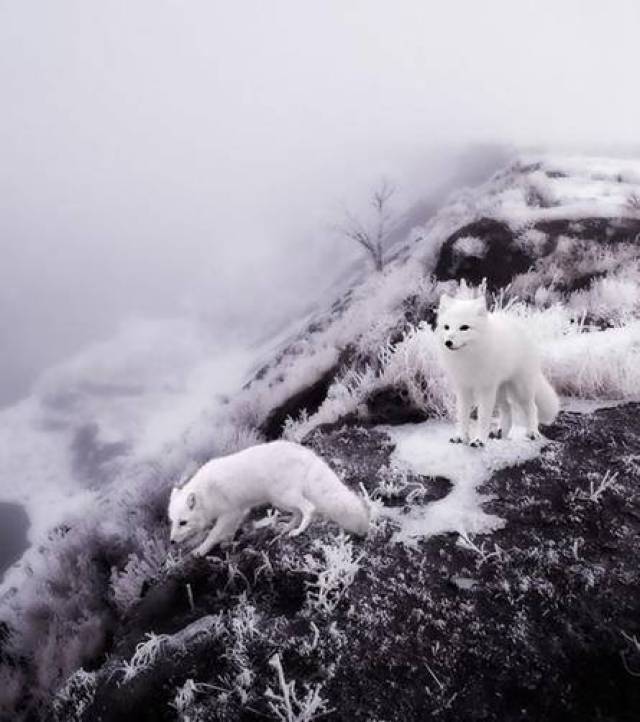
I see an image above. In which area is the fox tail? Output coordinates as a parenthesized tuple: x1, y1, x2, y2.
(536, 373, 560, 425)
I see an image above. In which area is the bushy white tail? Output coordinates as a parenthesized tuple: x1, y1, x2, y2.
(536, 373, 560, 425)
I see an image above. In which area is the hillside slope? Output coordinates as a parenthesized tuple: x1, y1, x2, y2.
(2, 155, 640, 721)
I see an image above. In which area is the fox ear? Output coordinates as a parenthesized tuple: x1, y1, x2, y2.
(439, 294, 453, 311)
(187, 492, 197, 510)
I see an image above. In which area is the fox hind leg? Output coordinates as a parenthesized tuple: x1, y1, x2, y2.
(512, 378, 540, 440)
(493, 384, 512, 440)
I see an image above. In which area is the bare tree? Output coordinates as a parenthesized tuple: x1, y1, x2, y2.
(625, 191, 640, 215)
(338, 179, 396, 272)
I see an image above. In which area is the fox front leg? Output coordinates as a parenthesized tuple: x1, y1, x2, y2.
(470, 386, 497, 448)
(289, 499, 315, 537)
(192, 511, 246, 557)
(450, 387, 473, 444)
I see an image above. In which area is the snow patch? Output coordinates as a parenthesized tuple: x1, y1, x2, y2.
(453, 235, 486, 258)
(383, 420, 546, 546)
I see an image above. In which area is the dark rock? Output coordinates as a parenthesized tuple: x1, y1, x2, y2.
(261, 364, 339, 440)
(366, 386, 428, 425)
(435, 218, 533, 290)
(534, 216, 640, 247)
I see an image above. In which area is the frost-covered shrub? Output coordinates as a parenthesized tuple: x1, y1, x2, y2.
(119, 632, 172, 684)
(171, 678, 221, 722)
(283, 322, 454, 440)
(293, 534, 363, 614)
(568, 270, 640, 323)
(265, 653, 332, 722)
(51, 668, 97, 721)
(375, 324, 453, 417)
(625, 191, 640, 215)
(110, 529, 171, 613)
(545, 322, 640, 399)
(515, 228, 548, 256)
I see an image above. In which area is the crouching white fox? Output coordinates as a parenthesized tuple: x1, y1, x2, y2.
(168, 440, 369, 557)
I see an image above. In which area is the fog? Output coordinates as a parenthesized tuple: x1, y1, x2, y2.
(1, 0, 639, 406)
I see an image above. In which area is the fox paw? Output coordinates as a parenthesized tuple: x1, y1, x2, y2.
(488, 429, 503, 440)
(469, 438, 485, 448)
(449, 435, 466, 444)
(526, 431, 541, 441)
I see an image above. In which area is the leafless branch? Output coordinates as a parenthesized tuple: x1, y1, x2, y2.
(337, 178, 397, 272)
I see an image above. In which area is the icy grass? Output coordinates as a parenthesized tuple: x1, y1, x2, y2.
(291, 534, 363, 615)
(265, 653, 333, 722)
(384, 420, 546, 546)
(283, 322, 454, 442)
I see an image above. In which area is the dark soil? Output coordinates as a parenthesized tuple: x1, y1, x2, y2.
(261, 363, 340, 440)
(435, 218, 533, 290)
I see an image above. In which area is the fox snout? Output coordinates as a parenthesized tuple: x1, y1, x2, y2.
(445, 339, 453, 349)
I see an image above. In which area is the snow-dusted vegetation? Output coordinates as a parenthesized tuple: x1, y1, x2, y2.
(2, 156, 640, 721)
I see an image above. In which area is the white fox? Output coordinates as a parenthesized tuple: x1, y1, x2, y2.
(436, 294, 560, 447)
(168, 440, 369, 557)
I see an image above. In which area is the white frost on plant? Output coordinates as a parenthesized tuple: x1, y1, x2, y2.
(52, 668, 98, 721)
(568, 271, 640, 323)
(119, 615, 225, 685)
(545, 321, 640, 399)
(515, 228, 548, 256)
(294, 533, 363, 614)
(119, 632, 172, 684)
(171, 678, 224, 722)
(110, 529, 170, 613)
(265, 653, 333, 722)
(282, 321, 454, 441)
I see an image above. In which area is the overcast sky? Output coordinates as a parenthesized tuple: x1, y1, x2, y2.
(1, 0, 639, 405)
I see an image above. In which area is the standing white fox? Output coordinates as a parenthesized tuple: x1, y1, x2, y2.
(168, 440, 369, 556)
(436, 294, 560, 447)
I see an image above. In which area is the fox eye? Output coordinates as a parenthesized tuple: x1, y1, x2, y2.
(460, 324, 470, 331)
(443, 324, 450, 330)
(179, 521, 187, 527)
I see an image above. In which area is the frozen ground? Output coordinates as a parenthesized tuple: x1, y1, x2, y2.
(385, 420, 546, 545)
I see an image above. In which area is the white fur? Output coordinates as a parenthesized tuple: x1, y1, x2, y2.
(168, 440, 369, 556)
(436, 294, 560, 447)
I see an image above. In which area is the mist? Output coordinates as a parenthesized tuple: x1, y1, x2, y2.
(1, 0, 639, 406)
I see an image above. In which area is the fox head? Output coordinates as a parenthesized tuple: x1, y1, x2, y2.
(168, 486, 207, 546)
(437, 294, 488, 352)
